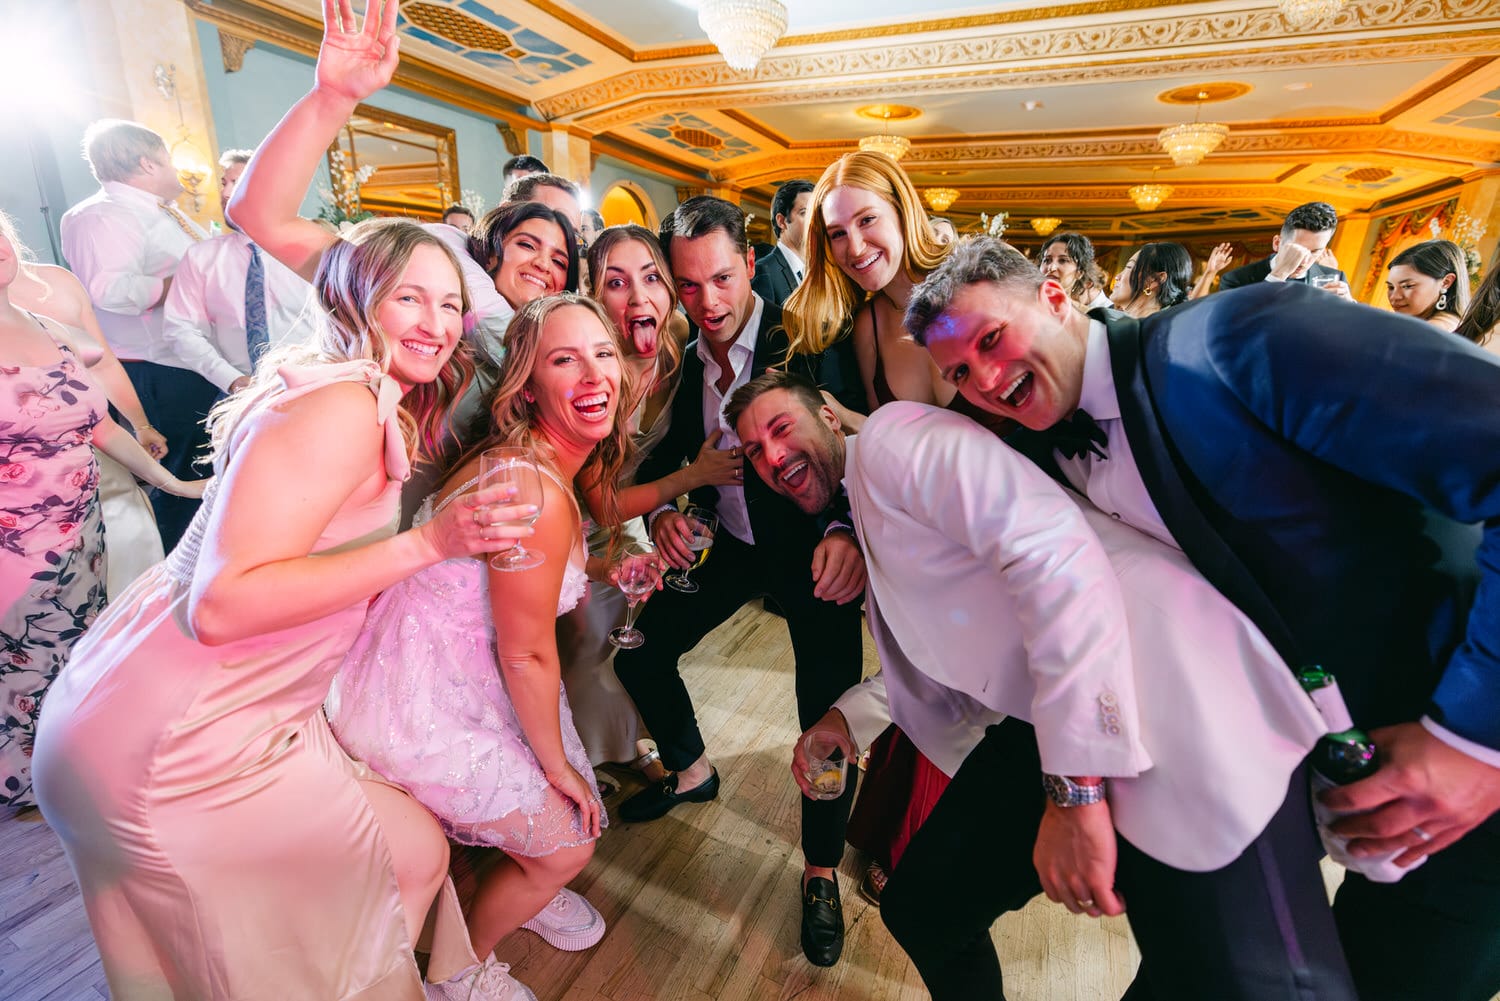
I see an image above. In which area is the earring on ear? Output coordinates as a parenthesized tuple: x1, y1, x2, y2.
(523, 389, 535, 403)
(1437, 290, 1449, 311)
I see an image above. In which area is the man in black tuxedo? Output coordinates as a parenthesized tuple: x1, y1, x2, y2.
(907, 236, 1500, 1001)
(612, 195, 867, 968)
(1218, 200, 1350, 296)
(751, 179, 814, 309)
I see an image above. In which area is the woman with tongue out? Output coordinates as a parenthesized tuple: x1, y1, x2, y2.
(548, 225, 745, 774)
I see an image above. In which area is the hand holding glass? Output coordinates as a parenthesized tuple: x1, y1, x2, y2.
(665, 505, 717, 593)
(608, 544, 661, 649)
(1311, 274, 1339, 290)
(480, 447, 545, 571)
(802, 730, 852, 801)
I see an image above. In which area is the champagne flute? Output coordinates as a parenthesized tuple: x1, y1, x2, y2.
(480, 446, 546, 571)
(608, 543, 661, 649)
(664, 505, 716, 594)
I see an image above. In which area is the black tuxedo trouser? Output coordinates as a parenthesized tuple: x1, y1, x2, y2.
(121, 360, 218, 552)
(881, 720, 1360, 1001)
(612, 530, 864, 867)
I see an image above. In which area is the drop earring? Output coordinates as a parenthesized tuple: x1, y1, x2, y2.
(1437, 290, 1448, 311)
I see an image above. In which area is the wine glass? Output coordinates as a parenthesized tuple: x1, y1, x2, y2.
(608, 543, 661, 649)
(480, 446, 546, 571)
(664, 505, 716, 594)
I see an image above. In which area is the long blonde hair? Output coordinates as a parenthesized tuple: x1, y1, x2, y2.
(454, 294, 636, 544)
(783, 151, 950, 357)
(585, 224, 683, 396)
(206, 219, 476, 465)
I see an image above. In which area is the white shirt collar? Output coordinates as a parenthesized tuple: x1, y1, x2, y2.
(777, 242, 806, 276)
(1077, 318, 1121, 422)
(103, 179, 173, 210)
(695, 291, 764, 369)
(1087, 290, 1114, 312)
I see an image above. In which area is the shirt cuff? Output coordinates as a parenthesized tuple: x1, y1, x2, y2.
(1263, 273, 1287, 283)
(644, 503, 676, 535)
(1422, 716, 1500, 769)
(822, 519, 855, 539)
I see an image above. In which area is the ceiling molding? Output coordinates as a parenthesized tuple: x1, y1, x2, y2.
(184, 0, 539, 130)
(540, 2, 1500, 125)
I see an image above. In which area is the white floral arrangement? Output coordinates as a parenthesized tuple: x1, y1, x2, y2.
(460, 189, 487, 217)
(979, 211, 1007, 238)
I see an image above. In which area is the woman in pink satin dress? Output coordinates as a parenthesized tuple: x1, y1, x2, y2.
(31, 3, 536, 998)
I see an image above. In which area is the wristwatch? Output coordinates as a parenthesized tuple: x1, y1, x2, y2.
(1042, 773, 1106, 807)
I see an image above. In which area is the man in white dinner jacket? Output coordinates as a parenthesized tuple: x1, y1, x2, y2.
(726, 369, 1355, 1001)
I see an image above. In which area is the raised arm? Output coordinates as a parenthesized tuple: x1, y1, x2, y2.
(228, 0, 402, 282)
(1189, 242, 1234, 300)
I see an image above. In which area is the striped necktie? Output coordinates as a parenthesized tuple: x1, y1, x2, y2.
(244, 245, 269, 369)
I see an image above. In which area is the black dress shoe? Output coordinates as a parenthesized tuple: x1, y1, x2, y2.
(800, 875, 844, 967)
(618, 768, 720, 823)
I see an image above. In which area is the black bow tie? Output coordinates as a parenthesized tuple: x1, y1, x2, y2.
(1040, 408, 1108, 461)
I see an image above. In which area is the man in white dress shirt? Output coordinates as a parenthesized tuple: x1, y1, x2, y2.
(61, 119, 215, 549)
(163, 150, 318, 397)
(728, 368, 1348, 1001)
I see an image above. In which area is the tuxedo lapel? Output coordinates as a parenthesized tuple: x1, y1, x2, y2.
(1105, 314, 1306, 662)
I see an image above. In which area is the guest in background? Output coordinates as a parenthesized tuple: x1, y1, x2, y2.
(441, 204, 475, 232)
(60, 118, 218, 551)
(501, 154, 548, 189)
(1188, 242, 1235, 300)
(928, 217, 958, 245)
(751, 179, 814, 309)
(1110, 242, 1193, 318)
(1039, 232, 1111, 311)
(2, 216, 203, 815)
(36, 2, 535, 994)
(503, 173, 582, 233)
(6, 211, 169, 596)
(1218, 200, 1349, 297)
(578, 209, 604, 250)
(785, 151, 955, 429)
(163, 149, 320, 398)
(1456, 259, 1500, 349)
(1387, 239, 1469, 333)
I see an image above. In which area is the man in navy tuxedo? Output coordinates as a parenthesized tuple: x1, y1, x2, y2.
(906, 237, 1500, 1001)
(1218, 200, 1350, 296)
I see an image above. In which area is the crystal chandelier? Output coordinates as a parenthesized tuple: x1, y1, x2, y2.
(1280, 0, 1345, 27)
(1157, 90, 1230, 167)
(1128, 182, 1172, 212)
(1029, 217, 1062, 236)
(698, 0, 788, 72)
(859, 107, 912, 162)
(924, 188, 959, 212)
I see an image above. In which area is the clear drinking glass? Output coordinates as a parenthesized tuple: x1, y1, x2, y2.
(1311, 274, 1339, 290)
(802, 730, 853, 801)
(480, 446, 545, 571)
(608, 543, 661, 649)
(663, 505, 716, 594)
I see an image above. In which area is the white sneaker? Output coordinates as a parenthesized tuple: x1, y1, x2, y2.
(426, 957, 537, 1001)
(520, 887, 606, 951)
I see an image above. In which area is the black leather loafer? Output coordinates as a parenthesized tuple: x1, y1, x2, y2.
(618, 768, 720, 823)
(800, 875, 844, 967)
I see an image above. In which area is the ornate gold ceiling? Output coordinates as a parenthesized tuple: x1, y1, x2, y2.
(190, 0, 1500, 233)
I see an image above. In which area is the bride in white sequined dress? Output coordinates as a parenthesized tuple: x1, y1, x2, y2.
(329, 294, 637, 991)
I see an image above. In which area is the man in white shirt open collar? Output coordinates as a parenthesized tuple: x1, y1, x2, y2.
(60, 119, 216, 550)
(162, 149, 319, 397)
(728, 368, 1342, 1001)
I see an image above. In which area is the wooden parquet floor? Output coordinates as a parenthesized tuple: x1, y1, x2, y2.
(2, 603, 1146, 1000)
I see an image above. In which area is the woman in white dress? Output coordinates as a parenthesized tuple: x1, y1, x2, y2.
(329, 293, 636, 1000)
(557, 225, 741, 769)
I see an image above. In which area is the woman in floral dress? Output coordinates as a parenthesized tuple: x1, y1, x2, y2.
(0, 219, 202, 813)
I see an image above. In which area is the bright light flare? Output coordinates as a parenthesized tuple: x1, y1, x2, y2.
(0, 9, 83, 122)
